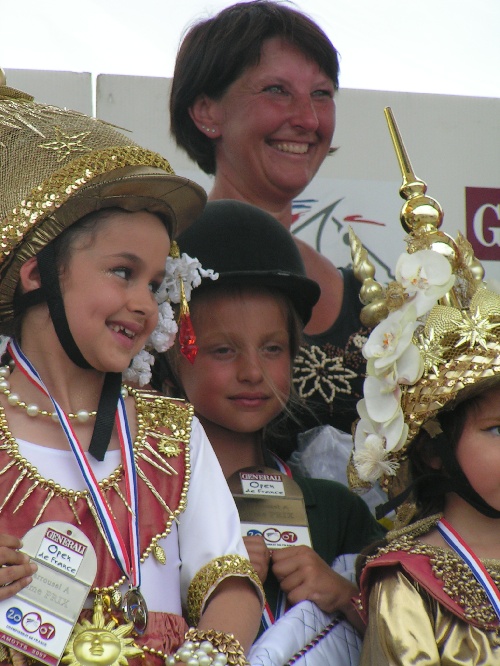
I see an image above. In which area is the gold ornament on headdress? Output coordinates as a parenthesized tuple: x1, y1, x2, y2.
(349, 107, 500, 502)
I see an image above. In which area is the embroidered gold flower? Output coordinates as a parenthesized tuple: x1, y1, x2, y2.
(293, 345, 357, 403)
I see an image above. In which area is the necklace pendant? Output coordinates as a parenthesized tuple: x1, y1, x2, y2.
(123, 587, 148, 635)
(153, 543, 166, 565)
(111, 588, 123, 608)
(65, 595, 143, 665)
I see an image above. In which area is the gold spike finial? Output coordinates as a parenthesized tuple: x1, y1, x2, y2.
(384, 107, 444, 235)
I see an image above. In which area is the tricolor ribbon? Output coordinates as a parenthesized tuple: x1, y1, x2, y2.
(437, 517, 500, 620)
(260, 453, 293, 629)
(8, 339, 141, 591)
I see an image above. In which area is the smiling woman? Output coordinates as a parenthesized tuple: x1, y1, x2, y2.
(170, 0, 369, 446)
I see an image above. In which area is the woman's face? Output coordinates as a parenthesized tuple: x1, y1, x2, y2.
(453, 385, 500, 511)
(206, 37, 336, 207)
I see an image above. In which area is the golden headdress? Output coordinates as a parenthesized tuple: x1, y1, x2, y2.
(0, 70, 206, 324)
(349, 108, 500, 504)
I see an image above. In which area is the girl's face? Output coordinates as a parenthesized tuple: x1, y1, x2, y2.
(178, 289, 292, 435)
(206, 36, 335, 205)
(59, 211, 170, 372)
(453, 384, 500, 511)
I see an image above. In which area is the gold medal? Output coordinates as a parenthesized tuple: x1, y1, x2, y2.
(63, 596, 143, 666)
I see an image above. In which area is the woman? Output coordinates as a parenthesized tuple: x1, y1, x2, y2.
(170, 0, 369, 443)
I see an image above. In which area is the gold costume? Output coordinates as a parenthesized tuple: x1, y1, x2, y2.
(359, 517, 500, 665)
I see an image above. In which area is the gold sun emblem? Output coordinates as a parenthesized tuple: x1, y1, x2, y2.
(62, 597, 143, 666)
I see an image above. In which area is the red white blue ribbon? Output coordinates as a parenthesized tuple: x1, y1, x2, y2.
(8, 339, 141, 590)
(437, 517, 500, 620)
(260, 453, 292, 629)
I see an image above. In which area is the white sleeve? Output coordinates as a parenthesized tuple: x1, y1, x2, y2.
(178, 417, 252, 612)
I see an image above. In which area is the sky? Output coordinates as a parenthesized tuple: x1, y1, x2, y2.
(2, 0, 500, 99)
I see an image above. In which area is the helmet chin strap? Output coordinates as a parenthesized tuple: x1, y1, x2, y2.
(376, 432, 500, 520)
(14, 243, 122, 461)
(437, 440, 500, 519)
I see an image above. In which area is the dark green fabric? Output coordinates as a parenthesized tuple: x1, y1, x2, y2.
(259, 470, 385, 636)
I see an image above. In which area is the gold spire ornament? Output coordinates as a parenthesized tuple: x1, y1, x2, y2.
(348, 108, 500, 517)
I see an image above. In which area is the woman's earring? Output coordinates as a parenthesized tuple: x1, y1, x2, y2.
(201, 124, 216, 134)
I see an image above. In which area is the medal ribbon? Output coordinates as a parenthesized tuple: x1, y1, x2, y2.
(260, 453, 292, 629)
(8, 339, 141, 590)
(437, 517, 500, 620)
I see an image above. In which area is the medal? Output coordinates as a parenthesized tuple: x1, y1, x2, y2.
(123, 587, 148, 635)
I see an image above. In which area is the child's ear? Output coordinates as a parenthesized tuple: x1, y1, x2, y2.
(19, 256, 41, 293)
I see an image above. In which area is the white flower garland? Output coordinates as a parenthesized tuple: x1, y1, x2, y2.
(123, 253, 218, 386)
(353, 249, 455, 483)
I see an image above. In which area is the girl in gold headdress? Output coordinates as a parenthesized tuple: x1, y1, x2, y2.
(0, 78, 262, 666)
(351, 224, 500, 663)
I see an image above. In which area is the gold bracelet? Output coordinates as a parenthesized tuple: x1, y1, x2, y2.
(184, 628, 249, 666)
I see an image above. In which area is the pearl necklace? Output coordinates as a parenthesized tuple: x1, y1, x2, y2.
(0, 364, 127, 423)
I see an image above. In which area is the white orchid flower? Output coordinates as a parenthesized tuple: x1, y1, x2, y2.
(363, 305, 418, 376)
(363, 374, 401, 423)
(395, 340, 425, 385)
(356, 399, 407, 452)
(354, 401, 408, 482)
(396, 249, 455, 316)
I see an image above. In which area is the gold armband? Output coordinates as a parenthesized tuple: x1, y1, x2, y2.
(179, 628, 249, 666)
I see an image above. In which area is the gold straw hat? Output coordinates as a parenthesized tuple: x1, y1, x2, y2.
(0, 73, 206, 323)
(348, 108, 500, 505)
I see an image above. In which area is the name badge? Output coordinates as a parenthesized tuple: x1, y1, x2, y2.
(228, 466, 312, 550)
(0, 522, 97, 666)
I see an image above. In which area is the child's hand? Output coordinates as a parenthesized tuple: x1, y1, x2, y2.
(271, 545, 357, 614)
(0, 534, 37, 600)
(243, 535, 272, 584)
